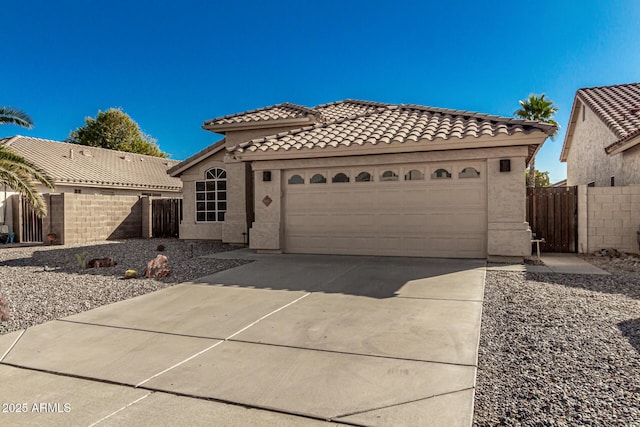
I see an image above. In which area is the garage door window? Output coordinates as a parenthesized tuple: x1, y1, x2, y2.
(405, 169, 424, 181)
(459, 167, 480, 178)
(310, 173, 327, 184)
(332, 172, 350, 183)
(431, 168, 452, 179)
(380, 170, 399, 181)
(196, 168, 226, 222)
(356, 171, 372, 182)
(288, 174, 304, 184)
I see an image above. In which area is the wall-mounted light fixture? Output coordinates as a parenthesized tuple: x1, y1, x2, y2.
(263, 171, 272, 182)
(499, 159, 511, 172)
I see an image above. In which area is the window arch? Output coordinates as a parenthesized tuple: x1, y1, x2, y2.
(288, 174, 304, 184)
(431, 168, 452, 179)
(196, 167, 227, 222)
(459, 167, 480, 178)
(356, 171, 372, 182)
(310, 173, 327, 184)
(380, 170, 399, 181)
(405, 169, 424, 181)
(332, 172, 349, 183)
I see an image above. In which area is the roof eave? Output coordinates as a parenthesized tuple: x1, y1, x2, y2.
(202, 117, 315, 134)
(231, 132, 549, 162)
(168, 140, 226, 177)
(605, 133, 640, 155)
(560, 96, 583, 162)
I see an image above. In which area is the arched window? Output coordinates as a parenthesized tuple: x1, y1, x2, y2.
(332, 172, 349, 183)
(310, 173, 327, 184)
(356, 171, 372, 182)
(380, 170, 399, 181)
(288, 174, 304, 184)
(431, 168, 452, 179)
(196, 167, 227, 222)
(459, 167, 480, 178)
(405, 169, 424, 181)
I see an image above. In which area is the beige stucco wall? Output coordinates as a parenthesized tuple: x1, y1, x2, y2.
(578, 185, 640, 253)
(249, 145, 532, 258)
(175, 149, 226, 240)
(566, 102, 622, 186)
(621, 143, 640, 185)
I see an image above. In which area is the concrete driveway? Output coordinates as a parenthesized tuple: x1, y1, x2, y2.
(0, 252, 485, 426)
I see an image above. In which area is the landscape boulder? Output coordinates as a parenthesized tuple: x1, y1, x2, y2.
(145, 255, 171, 279)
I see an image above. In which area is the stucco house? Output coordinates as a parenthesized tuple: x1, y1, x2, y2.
(0, 135, 182, 236)
(169, 100, 555, 259)
(560, 82, 640, 186)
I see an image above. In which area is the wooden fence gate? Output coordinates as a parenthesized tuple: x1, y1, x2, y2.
(152, 198, 182, 238)
(527, 186, 578, 253)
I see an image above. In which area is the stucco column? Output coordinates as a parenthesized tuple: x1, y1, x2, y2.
(486, 156, 531, 258)
(222, 157, 249, 244)
(249, 168, 282, 252)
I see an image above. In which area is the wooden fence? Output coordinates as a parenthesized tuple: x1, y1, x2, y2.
(527, 186, 578, 252)
(152, 198, 182, 238)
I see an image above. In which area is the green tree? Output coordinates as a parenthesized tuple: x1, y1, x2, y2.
(66, 108, 168, 158)
(515, 94, 559, 188)
(525, 170, 550, 187)
(0, 106, 55, 217)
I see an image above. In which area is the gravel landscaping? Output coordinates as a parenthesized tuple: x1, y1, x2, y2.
(474, 263, 640, 426)
(0, 238, 250, 335)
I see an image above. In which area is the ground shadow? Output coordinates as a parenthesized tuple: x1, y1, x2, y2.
(618, 318, 640, 355)
(192, 254, 486, 298)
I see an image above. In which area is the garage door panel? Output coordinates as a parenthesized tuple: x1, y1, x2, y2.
(284, 163, 487, 258)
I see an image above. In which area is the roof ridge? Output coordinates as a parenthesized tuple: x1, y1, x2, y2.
(8, 135, 178, 162)
(578, 82, 640, 92)
(203, 102, 316, 126)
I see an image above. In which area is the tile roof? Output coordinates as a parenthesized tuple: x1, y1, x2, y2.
(167, 139, 226, 177)
(573, 83, 640, 153)
(1, 136, 182, 191)
(203, 102, 321, 127)
(231, 101, 556, 154)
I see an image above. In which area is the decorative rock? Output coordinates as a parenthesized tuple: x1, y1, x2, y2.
(124, 270, 137, 279)
(87, 257, 117, 268)
(145, 254, 171, 279)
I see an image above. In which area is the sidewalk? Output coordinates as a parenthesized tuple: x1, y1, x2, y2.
(487, 253, 610, 275)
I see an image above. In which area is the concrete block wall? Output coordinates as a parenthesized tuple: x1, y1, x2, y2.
(581, 185, 640, 253)
(46, 193, 143, 244)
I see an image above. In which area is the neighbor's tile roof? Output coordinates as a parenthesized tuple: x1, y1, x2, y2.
(575, 83, 640, 153)
(1, 136, 182, 191)
(203, 102, 321, 127)
(231, 101, 556, 154)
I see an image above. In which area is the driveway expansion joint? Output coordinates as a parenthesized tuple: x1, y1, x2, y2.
(331, 386, 477, 421)
(0, 329, 25, 362)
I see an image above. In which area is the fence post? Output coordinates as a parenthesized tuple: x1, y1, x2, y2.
(141, 196, 152, 238)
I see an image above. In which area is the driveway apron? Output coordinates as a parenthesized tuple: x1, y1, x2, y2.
(0, 253, 485, 426)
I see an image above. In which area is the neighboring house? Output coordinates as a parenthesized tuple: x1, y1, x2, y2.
(551, 179, 567, 187)
(560, 82, 640, 187)
(0, 135, 182, 233)
(169, 100, 555, 259)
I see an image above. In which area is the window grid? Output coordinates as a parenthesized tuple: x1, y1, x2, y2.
(196, 168, 227, 222)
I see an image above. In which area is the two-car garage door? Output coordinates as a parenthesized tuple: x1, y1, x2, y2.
(284, 162, 487, 258)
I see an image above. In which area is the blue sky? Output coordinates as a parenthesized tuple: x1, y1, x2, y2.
(2, 1, 639, 183)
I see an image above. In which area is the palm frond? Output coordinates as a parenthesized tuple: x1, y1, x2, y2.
(0, 107, 33, 129)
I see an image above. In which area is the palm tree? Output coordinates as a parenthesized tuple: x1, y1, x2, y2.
(515, 94, 559, 188)
(0, 106, 54, 217)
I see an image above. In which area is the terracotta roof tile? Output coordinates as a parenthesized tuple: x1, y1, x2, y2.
(203, 103, 320, 127)
(232, 101, 554, 154)
(1, 136, 182, 191)
(575, 83, 640, 153)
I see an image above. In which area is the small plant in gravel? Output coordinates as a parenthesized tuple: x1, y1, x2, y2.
(75, 251, 88, 269)
(0, 295, 10, 321)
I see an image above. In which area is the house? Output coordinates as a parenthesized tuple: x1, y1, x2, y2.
(169, 100, 555, 259)
(560, 82, 640, 187)
(0, 135, 182, 239)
